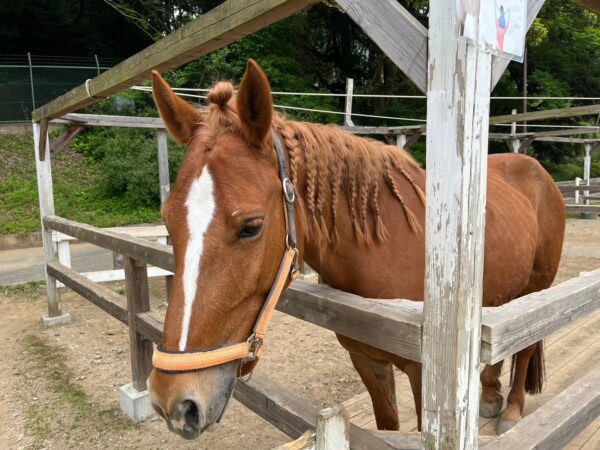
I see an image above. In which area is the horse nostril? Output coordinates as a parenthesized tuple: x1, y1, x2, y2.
(181, 399, 201, 432)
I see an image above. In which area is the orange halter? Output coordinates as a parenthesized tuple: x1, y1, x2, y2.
(152, 131, 299, 373)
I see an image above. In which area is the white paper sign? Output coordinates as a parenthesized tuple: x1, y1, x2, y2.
(457, 0, 527, 61)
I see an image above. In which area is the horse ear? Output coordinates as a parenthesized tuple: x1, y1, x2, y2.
(237, 60, 273, 146)
(152, 71, 203, 145)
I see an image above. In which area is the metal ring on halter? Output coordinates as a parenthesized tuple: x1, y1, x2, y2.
(282, 177, 295, 204)
(85, 79, 109, 100)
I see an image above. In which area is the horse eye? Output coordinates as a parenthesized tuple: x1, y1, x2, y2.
(238, 218, 263, 239)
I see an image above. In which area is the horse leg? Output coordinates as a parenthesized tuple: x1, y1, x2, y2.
(348, 352, 399, 430)
(480, 361, 504, 418)
(497, 341, 544, 435)
(401, 361, 422, 431)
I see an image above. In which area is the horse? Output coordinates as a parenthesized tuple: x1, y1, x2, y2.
(147, 59, 566, 440)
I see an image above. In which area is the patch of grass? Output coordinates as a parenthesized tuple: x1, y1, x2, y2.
(0, 280, 45, 300)
(0, 131, 162, 235)
(22, 335, 137, 448)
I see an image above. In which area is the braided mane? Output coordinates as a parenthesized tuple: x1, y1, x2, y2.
(201, 82, 425, 246)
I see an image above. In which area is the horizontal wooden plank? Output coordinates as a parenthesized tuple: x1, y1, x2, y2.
(43, 215, 174, 271)
(83, 266, 172, 283)
(489, 104, 600, 125)
(135, 311, 164, 344)
(46, 261, 128, 324)
(31, 0, 318, 121)
(567, 204, 600, 214)
(482, 368, 600, 449)
(56, 113, 165, 129)
(480, 268, 600, 364)
(529, 127, 600, 138)
(279, 281, 423, 362)
(341, 125, 425, 135)
(53, 224, 168, 242)
(560, 185, 600, 195)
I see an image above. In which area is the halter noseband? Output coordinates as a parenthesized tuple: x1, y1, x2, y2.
(152, 131, 299, 373)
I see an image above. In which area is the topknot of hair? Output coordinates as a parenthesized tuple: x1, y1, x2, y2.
(208, 82, 234, 107)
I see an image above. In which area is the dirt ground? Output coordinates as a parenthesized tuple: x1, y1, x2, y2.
(0, 218, 598, 449)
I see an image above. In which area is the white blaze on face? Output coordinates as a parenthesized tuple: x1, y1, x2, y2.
(180, 168, 216, 351)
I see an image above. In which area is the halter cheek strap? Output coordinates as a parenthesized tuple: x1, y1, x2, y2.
(152, 131, 299, 373)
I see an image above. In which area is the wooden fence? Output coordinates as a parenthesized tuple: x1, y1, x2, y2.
(31, 0, 600, 447)
(40, 213, 600, 448)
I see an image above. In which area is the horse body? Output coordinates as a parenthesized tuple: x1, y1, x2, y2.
(148, 60, 565, 439)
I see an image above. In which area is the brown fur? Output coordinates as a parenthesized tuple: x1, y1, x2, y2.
(148, 60, 566, 439)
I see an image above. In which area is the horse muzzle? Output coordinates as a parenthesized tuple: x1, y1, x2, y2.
(148, 362, 237, 440)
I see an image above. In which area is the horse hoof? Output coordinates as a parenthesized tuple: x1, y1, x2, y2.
(479, 396, 504, 418)
(496, 419, 518, 435)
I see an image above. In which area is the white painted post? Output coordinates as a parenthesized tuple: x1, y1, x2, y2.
(422, 0, 491, 448)
(33, 122, 70, 326)
(316, 405, 349, 450)
(344, 78, 354, 127)
(157, 129, 170, 205)
(583, 144, 591, 205)
(55, 235, 72, 289)
(510, 108, 517, 135)
(510, 138, 521, 153)
(575, 177, 581, 205)
(157, 129, 173, 301)
(396, 133, 407, 149)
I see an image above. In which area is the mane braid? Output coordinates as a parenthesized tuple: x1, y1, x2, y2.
(201, 84, 424, 247)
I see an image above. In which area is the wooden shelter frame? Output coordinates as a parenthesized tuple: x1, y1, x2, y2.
(32, 0, 600, 448)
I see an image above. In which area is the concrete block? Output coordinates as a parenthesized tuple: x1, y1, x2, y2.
(40, 313, 71, 328)
(119, 383, 154, 422)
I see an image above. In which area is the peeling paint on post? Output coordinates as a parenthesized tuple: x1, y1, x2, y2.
(421, 0, 492, 448)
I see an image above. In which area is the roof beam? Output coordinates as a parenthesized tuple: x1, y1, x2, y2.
(489, 104, 600, 124)
(31, 0, 318, 121)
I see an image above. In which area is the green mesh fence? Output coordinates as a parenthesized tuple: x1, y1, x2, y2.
(0, 54, 119, 123)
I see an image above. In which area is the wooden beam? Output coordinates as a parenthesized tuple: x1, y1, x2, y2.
(50, 124, 86, 157)
(572, 0, 600, 13)
(489, 104, 600, 125)
(124, 257, 153, 391)
(341, 125, 425, 135)
(32, 0, 318, 121)
(566, 204, 600, 214)
(34, 123, 62, 318)
(55, 113, 165, 129)
(529, 127, 600, 138)
(46, 262, 128, 324)
(421, 0, 492, 447)
(335, 0, 428, 93)
(535, 137, 600, 144)
(491, 0, 546, 88)
(38, 119, 50, 161)
(480, 268, 600, 364)
(279, 281, 423, 362)
(482, 369, 600, 449)
(559, 185, 600, 195)
(43, 215, 174, 271)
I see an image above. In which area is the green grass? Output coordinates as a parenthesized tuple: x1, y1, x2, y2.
(0, 132, 160, 234)
(0, 280, 46, 300)
(23, 335, 137, 448)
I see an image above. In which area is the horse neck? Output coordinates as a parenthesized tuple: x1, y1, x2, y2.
(276, 120, 426, 282)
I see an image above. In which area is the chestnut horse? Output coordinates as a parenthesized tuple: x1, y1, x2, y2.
(148, 60, 565, 439)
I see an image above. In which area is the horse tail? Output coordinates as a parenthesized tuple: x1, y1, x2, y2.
(510, 340, 545, 394)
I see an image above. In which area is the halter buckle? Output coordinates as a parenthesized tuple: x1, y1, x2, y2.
(243, 334, 263, 363)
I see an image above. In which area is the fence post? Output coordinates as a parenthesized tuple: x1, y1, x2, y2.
(27, 52, 36, 110)
(94, 54, 101, 76)
(34, 121, 71, 327)
(575, 177, 581, 205)
(583, 143, 591, 205)
(157, 129, 173, 301)
(120, 256, 154, 421)
(422, 0, 491, 447)
(316, 405, 350, 450)
(344, 78, 354, 127)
